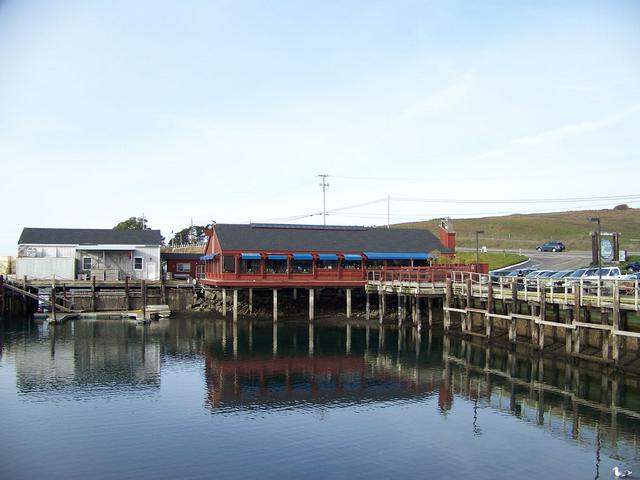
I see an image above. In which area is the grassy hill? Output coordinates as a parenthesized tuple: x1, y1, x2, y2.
(396, 207, 640, 251)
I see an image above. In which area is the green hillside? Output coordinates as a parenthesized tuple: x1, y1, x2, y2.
(396, 207, 640, 251)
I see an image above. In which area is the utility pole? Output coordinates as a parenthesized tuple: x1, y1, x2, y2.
(318, 174, 329, 226)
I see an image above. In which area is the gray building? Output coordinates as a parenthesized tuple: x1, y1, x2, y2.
(16, 228, 163, 281)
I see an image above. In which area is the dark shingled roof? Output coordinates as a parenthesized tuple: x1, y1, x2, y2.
(19, 228, 163, 246)
(213, 223, 449, 254)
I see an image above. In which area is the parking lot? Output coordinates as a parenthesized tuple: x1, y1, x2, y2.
(520, 250, 593, 271)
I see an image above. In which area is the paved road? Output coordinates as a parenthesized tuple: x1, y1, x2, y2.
(458, 247, 593, 272)
(519, 251, 592, 272)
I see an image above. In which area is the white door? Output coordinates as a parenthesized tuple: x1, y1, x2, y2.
(146, 261, 156, 280)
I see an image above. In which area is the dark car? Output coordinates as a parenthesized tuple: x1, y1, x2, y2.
(627, 262, 640, 272)
(536, 241, 565, 252)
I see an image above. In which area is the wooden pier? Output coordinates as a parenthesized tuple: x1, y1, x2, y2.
(366, 268, 640, 367)
(0, 275, 196, 316)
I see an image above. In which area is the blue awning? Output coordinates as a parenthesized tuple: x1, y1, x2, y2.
(343, 254, 363, 261)
(200, 254, 216, 261)
(292, 253, 313, 261)
(363, 252, 431, 260)
(267, 254, 288, 260)
(241, 253, 261, 260)
(318, 254, 338, 261)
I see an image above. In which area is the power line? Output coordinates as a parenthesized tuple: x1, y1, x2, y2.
(392, 193, 640, 204)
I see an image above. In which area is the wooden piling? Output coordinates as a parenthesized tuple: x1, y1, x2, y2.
(91, 275, 96, 312)
(141, 279, 147, 318)
(465, 278, 472, 333)
(397, 292, 402, 326)
(565, 308, 573, 354)
(530, 303, 539, 347)
(249, 288, 253, 314)
(509, 281, 517, 344)
(160, 273, 166, 304)
(346, 288, 352, 319)
(572, 284, 581, 355)
(125, 276, 130, 310)
(444, 278, 452, 331)
(21, 275, 27, 314)
(233, 289, 238, 322)
(428, 297, 433, 327)
(50, 277, 56, 322)
(601, 309, 609, 361)
(222, 289, 227, 316)
(378, 290, 384, 324)
(612, 283, 621, 364)
(0, 275, 4, 313)
(365, 291, 370, 320)
(486, 281, 494, 339)
(538, 289, 546, 350)
(308, 288, 314, 321)
(273, 288, 278, 322)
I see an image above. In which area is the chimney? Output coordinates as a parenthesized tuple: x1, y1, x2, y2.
(438, 217, 456, 253)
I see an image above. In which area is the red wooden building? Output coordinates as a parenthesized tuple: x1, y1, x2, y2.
(162, 252, 206, 280)
(200, 223, 455, 288)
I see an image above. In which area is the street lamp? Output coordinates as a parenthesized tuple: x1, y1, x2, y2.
(475, 230, 484, 272)
(590, 217, 601, 283)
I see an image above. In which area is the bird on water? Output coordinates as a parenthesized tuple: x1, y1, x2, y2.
(613, 466, 633, 478)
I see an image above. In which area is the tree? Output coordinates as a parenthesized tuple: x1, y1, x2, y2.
(613, 204, 630, 211)
(169, 224, 210, 246)
(113, 216, 148, 230)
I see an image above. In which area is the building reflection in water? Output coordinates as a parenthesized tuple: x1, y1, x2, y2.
(13, 320, 161, 397)
(202, 319, 640, 466)
(5, 314, 640, 468)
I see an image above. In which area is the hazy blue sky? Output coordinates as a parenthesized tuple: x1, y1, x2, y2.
(1, 0, 639, 251)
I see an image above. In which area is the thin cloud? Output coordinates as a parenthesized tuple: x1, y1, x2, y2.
(399, 72, 476, 120)
(513, 104, 640, 146)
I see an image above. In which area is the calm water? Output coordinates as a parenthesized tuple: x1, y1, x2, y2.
(1, 313, 640, 480)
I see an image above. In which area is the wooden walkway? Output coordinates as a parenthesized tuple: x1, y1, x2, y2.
(366, 269, 640, 366)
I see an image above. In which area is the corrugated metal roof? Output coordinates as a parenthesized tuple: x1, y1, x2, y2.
(19, 228, 163, 246)
(212, 224, 449, 254)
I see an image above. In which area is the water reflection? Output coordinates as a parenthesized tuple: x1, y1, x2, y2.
(2, 314, 640, 472)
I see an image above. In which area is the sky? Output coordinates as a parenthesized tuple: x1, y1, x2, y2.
(0, 0, 639, 252)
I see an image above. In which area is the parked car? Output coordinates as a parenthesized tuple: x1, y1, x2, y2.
(510, 268, 536, 277)
(536, 241, 566, 252)
(547, 270, 574, 291)
(626, 262, 640, 272)
(523, 270, 555, 290)
(619, 273, 640, 295)
(489, 270, 513, 284)
(566, 268, 597, 279)
(550, 270, 573, 280)
(622, 272, 640, 280)
(489, 270, 513, 279)
(583, 267, 622, 281)
(525, 270, 554, 278)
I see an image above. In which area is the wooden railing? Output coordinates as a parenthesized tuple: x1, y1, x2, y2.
(367, 265, 482, 284)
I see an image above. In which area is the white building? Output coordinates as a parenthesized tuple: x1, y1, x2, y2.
(16, 228, 163, 281)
